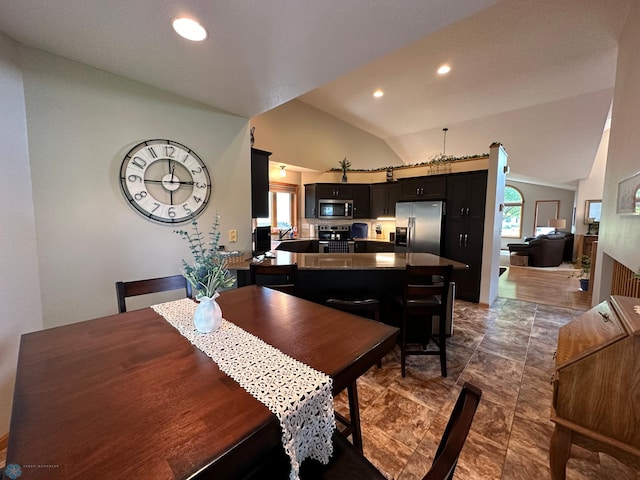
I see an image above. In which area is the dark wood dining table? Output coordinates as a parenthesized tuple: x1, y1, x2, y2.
(5, 285, 398, 479)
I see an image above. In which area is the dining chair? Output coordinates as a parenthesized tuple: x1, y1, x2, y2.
(115, 274, 192, 313)
(249, 263, 298, 295)
(392, 264, 453, 378)
(242, 382, 482, 480)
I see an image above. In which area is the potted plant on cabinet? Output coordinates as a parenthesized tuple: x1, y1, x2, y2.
(338, 157, 351, 183)
(569, 255, 591, 291)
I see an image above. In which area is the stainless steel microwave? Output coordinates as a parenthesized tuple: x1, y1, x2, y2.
(318, 199, 353, 219)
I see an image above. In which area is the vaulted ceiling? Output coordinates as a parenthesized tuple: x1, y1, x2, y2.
(0, 0, 632, 188)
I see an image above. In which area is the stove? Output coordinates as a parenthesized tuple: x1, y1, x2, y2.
(317, 225, 355, 253)
(317, 224, 351, 241)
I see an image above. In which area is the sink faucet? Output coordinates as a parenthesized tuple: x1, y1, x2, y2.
(278, 228, 292, 240)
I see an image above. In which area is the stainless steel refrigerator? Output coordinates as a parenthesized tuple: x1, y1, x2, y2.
(394, 200, 454, 335)
(394, 201, 444, 255)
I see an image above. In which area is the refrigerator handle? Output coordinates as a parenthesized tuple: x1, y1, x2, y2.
(408, 217, 415, 253)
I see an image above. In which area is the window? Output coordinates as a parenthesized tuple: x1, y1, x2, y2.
(502, 186, 523, 238)
(256, 182, 298, 235)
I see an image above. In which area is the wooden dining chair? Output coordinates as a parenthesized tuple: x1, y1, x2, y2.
(242, 382, 482, 480)
(392, 264, 454, 378)
(249, 263, 298, 295)
(115, 274, 192, 313)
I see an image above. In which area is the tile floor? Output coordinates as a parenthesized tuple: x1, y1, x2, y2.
(333, 297, 639, 479)
(2, 276, 638, 479)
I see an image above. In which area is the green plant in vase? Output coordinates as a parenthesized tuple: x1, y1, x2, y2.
(569, 255, 591, 291)
(339, 157, 351, 183)
(175, 216, 236, 333)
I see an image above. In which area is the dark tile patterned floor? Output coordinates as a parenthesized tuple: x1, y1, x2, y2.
(334, 298, 640, 480)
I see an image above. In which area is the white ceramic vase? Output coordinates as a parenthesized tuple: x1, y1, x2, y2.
(194, 292, 223, 333)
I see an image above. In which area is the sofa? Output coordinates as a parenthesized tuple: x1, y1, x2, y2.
(507, 233, 572, 267)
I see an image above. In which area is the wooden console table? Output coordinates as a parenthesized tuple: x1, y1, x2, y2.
(550, 295, 640, 479)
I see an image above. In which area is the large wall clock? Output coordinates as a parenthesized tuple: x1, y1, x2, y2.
(119, 139, 211, 224)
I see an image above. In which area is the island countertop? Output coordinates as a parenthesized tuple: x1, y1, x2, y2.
(231, 250, 467, 271)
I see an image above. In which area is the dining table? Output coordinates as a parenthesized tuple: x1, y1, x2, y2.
(4, 285, 399, 479)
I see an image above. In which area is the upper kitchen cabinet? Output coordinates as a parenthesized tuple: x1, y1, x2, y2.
(250, 148, 271, 218)
(304, 183, 370, 218)
(370, 182, 400, 218)
(446, 171, 488, 221)
(397, 176, 446, 201)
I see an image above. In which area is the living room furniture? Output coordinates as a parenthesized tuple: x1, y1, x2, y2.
(507, 234, 566, 267)
(575, 234, 598, 264)
(550, 295, 640, 479)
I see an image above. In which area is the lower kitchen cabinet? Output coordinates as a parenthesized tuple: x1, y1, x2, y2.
(444, 218, 484, 302)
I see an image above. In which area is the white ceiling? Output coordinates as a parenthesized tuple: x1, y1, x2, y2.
(0, 0, 632, 188)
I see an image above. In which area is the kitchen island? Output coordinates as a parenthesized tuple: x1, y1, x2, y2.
(232, 250, 467, 305)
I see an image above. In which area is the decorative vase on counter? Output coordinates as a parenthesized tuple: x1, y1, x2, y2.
(194, 292, 223, 333)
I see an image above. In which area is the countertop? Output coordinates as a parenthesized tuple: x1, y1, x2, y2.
(231, 250, 467, 271)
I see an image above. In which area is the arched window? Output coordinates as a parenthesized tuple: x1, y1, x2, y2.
(502, 186, 524, 238)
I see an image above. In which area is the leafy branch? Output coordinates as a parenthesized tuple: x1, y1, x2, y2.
(175, 215, 235, 298)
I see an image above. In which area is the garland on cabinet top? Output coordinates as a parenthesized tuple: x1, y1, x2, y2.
(328, 143, 500, 173)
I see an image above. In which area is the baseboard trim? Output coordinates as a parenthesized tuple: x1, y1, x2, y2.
(0, 432, 8, 450)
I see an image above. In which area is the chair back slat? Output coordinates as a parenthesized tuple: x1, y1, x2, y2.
(115, 275, 192, 313)
(249, 263, 298, 295)
(423, 382, 482, 480)
(404, 264, 453, 306)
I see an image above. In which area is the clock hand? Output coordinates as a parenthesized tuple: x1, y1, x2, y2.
(144, 179, 195, 185)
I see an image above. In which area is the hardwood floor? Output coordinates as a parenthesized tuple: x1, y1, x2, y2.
(498, 263, 593, 311)
(1, 269, 633, 479)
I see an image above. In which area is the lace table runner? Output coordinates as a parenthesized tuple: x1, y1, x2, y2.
(152, 298, 335, 480)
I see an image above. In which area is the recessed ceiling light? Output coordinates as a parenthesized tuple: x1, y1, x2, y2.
(172, 17, 208, 41)
(373, 89, 384, 98)
(437, 65, 451, 75)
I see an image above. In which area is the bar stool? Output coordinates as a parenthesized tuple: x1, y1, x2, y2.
(392, 264, 453, 378)
(324, 294, 382, 454)
(249, 263, 297, 295)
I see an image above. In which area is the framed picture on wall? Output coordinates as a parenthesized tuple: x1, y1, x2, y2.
(616, 171, 640, 214)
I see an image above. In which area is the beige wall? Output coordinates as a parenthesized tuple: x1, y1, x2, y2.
(575, 128, 608, 236)
(501, 180, 576, 249)
(251, 99, 403, 172)
(594, 0, 640, 302)
(0, 43, 252, 433)
(0, 33, 44, 435)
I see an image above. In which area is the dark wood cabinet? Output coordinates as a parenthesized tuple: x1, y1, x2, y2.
(446, 171, 487, 221)
(250, 148, 271, 218)
(398, 176, 446, 201)
(443, 171, 488, 302)
(304, 183, 370, 219)
(370, 182, 400, 218)
(351, 184, 370, 219)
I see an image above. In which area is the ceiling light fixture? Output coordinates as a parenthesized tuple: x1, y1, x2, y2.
(437, 64, 451, 75)
(373, 89, 384, 98)
(280, 165, 287, 177)
(172, 17, 208, 41)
